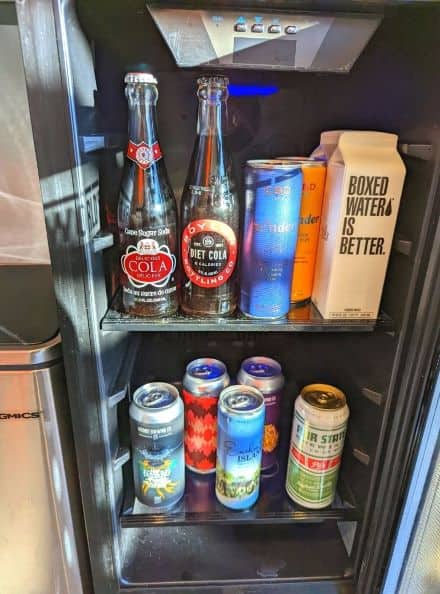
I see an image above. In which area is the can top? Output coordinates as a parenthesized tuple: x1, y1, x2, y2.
(186, 358, 226, 381)
(125, 72, 158, 85)
(220, 385, 265, 415)
(277, 156, 327, 167)
(133, 382, 179, 412)
(246, 159, 302, 171)
(238, 356, 284, 393)
(301, 383, 346, 410)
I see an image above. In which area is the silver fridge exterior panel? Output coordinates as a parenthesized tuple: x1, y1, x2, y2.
(0, 336, 86, 594)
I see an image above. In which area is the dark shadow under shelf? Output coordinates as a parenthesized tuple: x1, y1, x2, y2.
(102, 292, 393, 333)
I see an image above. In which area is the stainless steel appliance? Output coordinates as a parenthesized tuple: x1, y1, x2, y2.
(0, 337, 86, 594)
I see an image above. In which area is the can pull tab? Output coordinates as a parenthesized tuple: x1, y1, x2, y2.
(230, 395, 250, 408)
(194, 365, 211, 377)
(317, 392, 333, 405)
(145, 392, 164, 406)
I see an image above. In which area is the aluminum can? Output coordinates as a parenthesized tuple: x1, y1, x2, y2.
(216, 385, 265, 510)
(240, 160, 303, 319)
(182, 358, 230, 474)
(129, 382, 184, 512)
(279, 157, 326, 305)
(237, 356, 284, 470)
(286, 383, 349, 509)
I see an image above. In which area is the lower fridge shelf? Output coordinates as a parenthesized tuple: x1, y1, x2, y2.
(119, 522, 353, 589)
(120, 471, 361, 528)
(120, 462, 359, 527)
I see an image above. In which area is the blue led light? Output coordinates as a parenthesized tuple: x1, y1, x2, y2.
(228, 84, 279, 97)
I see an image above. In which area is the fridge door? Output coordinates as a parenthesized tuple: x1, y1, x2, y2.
(382, 368, 440, 594)
(0, 336, 89, 594)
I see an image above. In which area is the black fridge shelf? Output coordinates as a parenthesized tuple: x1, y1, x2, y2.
(120, 467, 359, 528)
(102, 293, 393, 333)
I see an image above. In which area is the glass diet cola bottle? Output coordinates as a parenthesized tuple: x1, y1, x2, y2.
(117, 72, 178, 317)
(181, 76, 239, 317)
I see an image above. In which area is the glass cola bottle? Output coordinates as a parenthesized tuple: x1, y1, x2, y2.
(181, 76, 239, 317)
(118, 72, 178, 317)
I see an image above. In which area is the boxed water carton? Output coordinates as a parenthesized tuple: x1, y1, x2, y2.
(310, 130, 349, 161)
(312, 131, 406, 319)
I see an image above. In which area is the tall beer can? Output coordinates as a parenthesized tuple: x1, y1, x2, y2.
(182, 358, 230, 474)
(240, 161, 303, 319)
(279, 158, 327, 305)
(237, 356, 284, 470)
(130, 382, 185, 512)
(286, 384, 349, 509)
(216, 385, 265, 510)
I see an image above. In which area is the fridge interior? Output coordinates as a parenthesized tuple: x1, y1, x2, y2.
(32, 0, 440, 591)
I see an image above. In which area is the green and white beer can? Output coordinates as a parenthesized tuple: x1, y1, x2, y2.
(286, 384, 349, 509)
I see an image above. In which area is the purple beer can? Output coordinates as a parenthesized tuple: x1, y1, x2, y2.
(240, 160, 303, 319)
(237, 357, 285, 469)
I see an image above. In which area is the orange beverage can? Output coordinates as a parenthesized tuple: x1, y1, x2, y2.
(279, 158, 327, 305)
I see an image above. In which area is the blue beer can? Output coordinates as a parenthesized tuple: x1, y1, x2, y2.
(215, 385, 265, 510)
(240, 160, 303, 319)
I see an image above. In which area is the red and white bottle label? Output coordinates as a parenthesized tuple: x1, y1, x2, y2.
(182, 219, 237, 289)
(121, 239, 176, 288)
(127, 140, 162, 170)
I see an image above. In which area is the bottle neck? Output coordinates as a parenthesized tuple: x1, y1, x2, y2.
(126, 84, 159, 145)
(197, 99, 226, 137)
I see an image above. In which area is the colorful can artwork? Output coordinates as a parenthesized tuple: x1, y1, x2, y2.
(237, 356, 285, 469)
(215, 385, 265, 510)
(286, 383, 349, 509)
(130, 382, 185, 512)
(182, 358, 230, 473)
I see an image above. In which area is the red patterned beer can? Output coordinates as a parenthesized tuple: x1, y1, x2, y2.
(183, 358, 230, 474)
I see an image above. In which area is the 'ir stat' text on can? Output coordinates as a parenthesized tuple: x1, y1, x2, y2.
(240, 160, 303, 319)
(237, 356, 284, 470)
(286, 383, 349, 509)
(216, 385, 265, 510)
(130, 382, 185, 512)
(183, 358, 230, 474)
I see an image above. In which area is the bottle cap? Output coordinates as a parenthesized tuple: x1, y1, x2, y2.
(124, 72, 158, 85)
(197, 75, 229, 88)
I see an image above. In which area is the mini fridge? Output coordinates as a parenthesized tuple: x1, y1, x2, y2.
(12, 1, 440, 593)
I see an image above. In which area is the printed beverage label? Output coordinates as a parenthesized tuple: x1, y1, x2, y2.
(182, 219, 237, 288)
(262, 392, 282, 468)
(216, 437, 262, 501)
(121, 224, 177, 305)
(312, 131, 406, 319)
(286, 410, 346, 503)
(291, 164, 326, 303)
(134, 446, 184, 507)
(183, 389, 218, 472)
(127, 140, 162, 170)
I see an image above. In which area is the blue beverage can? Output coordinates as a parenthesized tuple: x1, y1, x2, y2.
(240, 160, 303, 319)
(130, 382, 185, 512)
(215, 385, 265, 510)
